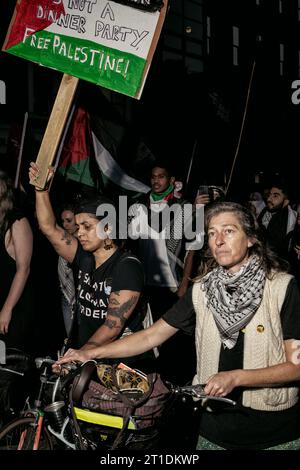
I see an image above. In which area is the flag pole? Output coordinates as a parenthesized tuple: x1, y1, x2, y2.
(225, 60, 256, 196)
(14, 111, 28, 188)
(185, 139, 198, 187)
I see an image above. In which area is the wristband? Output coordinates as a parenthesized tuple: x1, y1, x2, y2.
(35, 187, 48, 192)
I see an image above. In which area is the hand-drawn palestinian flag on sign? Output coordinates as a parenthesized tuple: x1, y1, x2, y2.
(2, 0, 168, 98)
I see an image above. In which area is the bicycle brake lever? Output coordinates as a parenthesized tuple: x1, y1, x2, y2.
(178, 384, 205, 397)
(188, 384, 205, 396)
(204, 396, 237, 406)
(35, 357, 55, 368)
(185, 385, 237, 406)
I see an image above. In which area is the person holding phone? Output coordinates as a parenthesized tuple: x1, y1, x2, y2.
(195, 184, 225, 207)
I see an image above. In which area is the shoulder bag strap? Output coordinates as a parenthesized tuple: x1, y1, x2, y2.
(111, 366, 155, 449)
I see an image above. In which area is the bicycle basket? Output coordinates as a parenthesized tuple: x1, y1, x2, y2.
(78, 363, 171, 430)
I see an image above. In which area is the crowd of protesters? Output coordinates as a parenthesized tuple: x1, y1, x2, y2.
(1, 161, 300, 450)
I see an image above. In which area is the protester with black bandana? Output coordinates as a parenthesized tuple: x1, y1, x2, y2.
(57, 201, 300, 450)
(29, 162, 146, 366)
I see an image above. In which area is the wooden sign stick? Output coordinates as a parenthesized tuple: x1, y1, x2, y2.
(30, 73, 79, 190)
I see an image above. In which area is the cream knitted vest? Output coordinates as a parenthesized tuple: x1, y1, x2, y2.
(192, 272, 299, 411)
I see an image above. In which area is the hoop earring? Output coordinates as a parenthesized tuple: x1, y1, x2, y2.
(104, 238, 114, 250)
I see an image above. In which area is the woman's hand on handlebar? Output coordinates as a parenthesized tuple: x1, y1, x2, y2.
(52, 363, 68, 375)
(55, 348, 91, 366)
(52, 361, 77, 375)
(204, 370, 239, 397)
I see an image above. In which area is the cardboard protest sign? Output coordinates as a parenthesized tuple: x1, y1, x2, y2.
(2, 0, 168, 98)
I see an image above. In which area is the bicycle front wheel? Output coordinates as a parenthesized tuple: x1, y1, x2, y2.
(0, 417, 53, 450)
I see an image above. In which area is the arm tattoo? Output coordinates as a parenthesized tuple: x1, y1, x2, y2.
(104, 319, 118, 329)
(105, 295, 139, 329)
(61, 230, 72, 246)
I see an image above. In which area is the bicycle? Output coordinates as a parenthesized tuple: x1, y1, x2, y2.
(0, 349, 36, 427)
(0, 355, 77, 450)
(0, 356, 236, 451)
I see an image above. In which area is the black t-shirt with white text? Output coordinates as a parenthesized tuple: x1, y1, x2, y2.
(73, 245, 144, 348)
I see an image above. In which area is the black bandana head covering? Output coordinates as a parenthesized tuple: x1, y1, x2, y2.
(201, 255, 266, 349)
(75, 197, 121, 243)
(75, 197, 115, 219)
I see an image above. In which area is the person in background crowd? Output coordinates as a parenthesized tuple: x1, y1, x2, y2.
(58, 203, 78, 337)
(258, 180, 296, 260)
(248, 191, 266, 219)
(191, 183, 226, 277)
(0, 171, 34, 352)
(194, 184, 225, 207)
(57, 201, 300, 450)
(289, 207, 300, 284)
(128, 163, 197, 382)
(128, 163, 195, 314)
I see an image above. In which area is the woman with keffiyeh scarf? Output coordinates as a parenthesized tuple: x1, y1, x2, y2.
(57, 201, 300, 450)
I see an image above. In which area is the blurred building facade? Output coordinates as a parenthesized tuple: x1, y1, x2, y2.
(1, 0, 300, 200)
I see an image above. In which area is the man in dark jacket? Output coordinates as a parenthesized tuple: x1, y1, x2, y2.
(258, 181, 296, 260)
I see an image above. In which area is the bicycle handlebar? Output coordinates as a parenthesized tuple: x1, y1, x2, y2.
(171, 383, 237, 406)
(34, 357, 77, 371)
(33, 357, 237, 406)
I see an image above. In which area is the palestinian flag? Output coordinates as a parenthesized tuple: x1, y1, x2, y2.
(58, 106, 94, 187)
(58, 106, 150, 194)
(92, 131, 150, 194)
(3, 0, 166, 98)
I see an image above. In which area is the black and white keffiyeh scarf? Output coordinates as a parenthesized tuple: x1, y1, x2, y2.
(201, 255, 266, 349)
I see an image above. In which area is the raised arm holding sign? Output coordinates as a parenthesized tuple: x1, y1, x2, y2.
(2, 0, 168, 99)
(2, 0, 168, 188)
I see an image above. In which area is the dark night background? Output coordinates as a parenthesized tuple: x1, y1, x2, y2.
(1, 3, 300, 456)
(1, 0, 300, 202)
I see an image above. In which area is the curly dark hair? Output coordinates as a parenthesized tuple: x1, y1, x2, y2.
(197, 201, 289, 279)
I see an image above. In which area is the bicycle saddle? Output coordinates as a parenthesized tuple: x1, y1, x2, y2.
(71, 361, 97, 403)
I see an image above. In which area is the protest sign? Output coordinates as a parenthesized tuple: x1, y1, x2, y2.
(3, 0, 168, 98)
